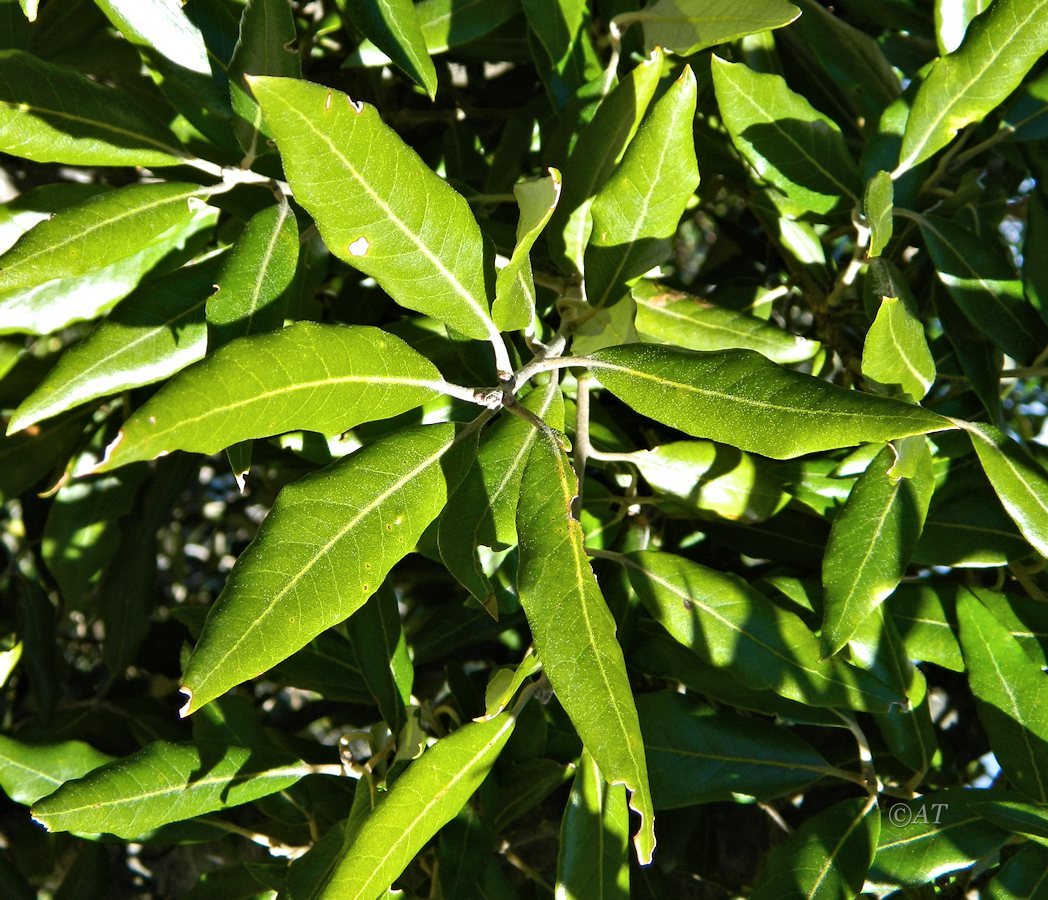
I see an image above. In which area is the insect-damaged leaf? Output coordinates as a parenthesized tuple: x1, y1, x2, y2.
(180, 423, 473, 714)
(516, 428, 655, 864)
(248, 76, 500, 344)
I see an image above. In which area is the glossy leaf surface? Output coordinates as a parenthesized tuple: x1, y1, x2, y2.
(344, 0, 436, 98)
(0, 737, 112, 806)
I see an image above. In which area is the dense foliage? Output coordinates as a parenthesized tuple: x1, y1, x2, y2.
(2, 0, 1048, 896)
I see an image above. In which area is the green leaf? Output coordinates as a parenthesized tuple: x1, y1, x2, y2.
(636, 692, 831, 808)
(711, 55, 860, 216)
(0, 736, 112, 806)
(207, 199, 298, 349)
(958, 593, 1048, 804)
(934, 0, 992, 54)
(0, 412, 88, 503)
(869, 789, 1012, 888)
(492, 169, 561, 332)
(751, 796, 880, 899)
(960, 421, 1048, 558)
(31, 740, 317, 838)
(862, 295, 936, 400)
(630, 440, 788, 522)
(96, 323, 445, 471)
(549, 48, 664, 273)
(344, 0, 437, 98)
(584, 66, 698, 309)
(317, 713, 515, 897)
(0, 50, 184, 166)
(919, 214, 1048, 364)
(523, 0, 587, 71)
(615, 0, 799, 57)
(895, 0, 1048, 174)
(0, 183, 217, 335)
(8, 257, 220, 433)
(988, 843, 1048, 900)
(975, 799, 1048, 841)
(229, 0, 301, 161)
(438, 378, 563, 606)
(621, 550, 904, 710)
(633, 281, 820, 364)
(586, 344, 952, 460)
(181, 423, 469, 714)
(249, 75, 500, 345)
(571, 295, 638, 356)
(516, 428, 655, 864)
(864, 170, 894, 258)
(347, 584, 412, 735)
(821, 441, 934, 657)
(556, 750, 630, 900)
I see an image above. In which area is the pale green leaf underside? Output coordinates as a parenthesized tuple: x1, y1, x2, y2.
(181, 424, 463, 714)
(862, 295, 936, 400)
(587, 344, 952, 459)
(97, 322, 444, 471)
(0, 736, 113, 806)
(249, 75, 498, 342)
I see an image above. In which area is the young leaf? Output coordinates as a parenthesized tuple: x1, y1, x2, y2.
(8, 257, 220, 433)
(633, 282, 821, 365)
(960, 421, 1048, 558)
(248, 76, 501, 345)
(0, 736, 113, 806)
(821, 441, 934, 657)
(229, 0, 301, 160)
(343, 0, 437, 99)
(586, 345, 952, 459)
(516, 428, 655, 864)
(864, 170, 894, 258)
(752, 796, 879, 899)
(958, 593, 1048, 803)
(96, 323, 446, 471)
(919, 214, 1048, 364)
(549, 48, 664, 272)
(0, 50, 184, 167)
(637, 692, 831, 808)
(895, 0, 1048, 174)
(207, 199, 298, 349)
(584, 66, 698, 309)
(621, 550, 904, 711)
(492, 169, 561, 331)
(31, 740, 317, 838)
(614, 0, 800, 57)
(711, 55, 860, 216)
(317, 713, 516, 897)
(180, 423, 469, 714)
(556, 750, 630, 900)
(862, 295, 936, 400)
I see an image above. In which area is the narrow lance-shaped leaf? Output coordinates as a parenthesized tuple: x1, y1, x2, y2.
(585, 66, 698, 309)
(249, 76, 501, 345)
(556, 749, 630, 900)
(960, 421, 1048, 558)
(0, 50, 185, 167)
(516, 428, 655, 864)
(895, 0, 1048, 174)
(751, 796, 880, 899)
(208, 198, 298, 349)
(711, 55, 860, 216)
(343, 0, 437, 99)
(181, 423, 471, 714)
(549, 48, 663, 273)
(492, 169, 562, 332)
(229, 0, 302, 160)
(347, 584, 412, 736)
(958, 593, 1048, 804)
(614, 0, 800, 56)
(633, 281, 821, 365)
(586, 344, 952, 460)
(862, 295, 936, 400)
(31, 740, 322, 838)
(637, 692, 832, 808)
(621, 550, 904, 711)
(919, 214, 1048, 364)
(317, 713, 516, 898)
(96, 323, 446, 471)
(8, 256, 221, 433)
(864, 171, 894, 259)
(822, 441, 934, 657)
